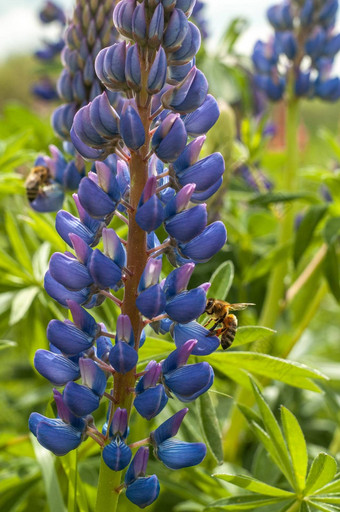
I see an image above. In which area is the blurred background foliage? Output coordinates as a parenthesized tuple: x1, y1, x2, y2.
(0, 5, 340, 512)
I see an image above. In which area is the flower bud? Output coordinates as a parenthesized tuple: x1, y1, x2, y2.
(125, 44, 142, 91)
(168, 22, 201, 66)
(132, 1, 147, 45)
(120, 101, 145, 150)
(147, 48, 167, 94)
(113, 0, 136, 38)
(152, 113, 187, 162)
(148, 3, 164, 47)
(163, 8, 189, 51)
(162, 67, 208, 114)
(95, 42, 127, 91)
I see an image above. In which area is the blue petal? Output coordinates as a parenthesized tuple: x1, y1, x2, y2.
(126, 476, 160, 508)
(55, 210, 97, 246)
(103, 440, 132, 471)
(152, 408, 188, 446)
(164, 363, 214, 402)
(136, 285, 166, 319)
(135, 196, 165, 233)
(179, 221, 227, 263)
(108, 341, 138, 374)
(120, 105, 145, 151)
(134, 385, 168, 420)
(63, 382, 100, 416)
(47, 320, 94, 356)
(89, 249, 122, 289)
(34, 349, 80, 385)
(78, 177, 117, 219)
(172, 321, 220, 356)
(165, 288, 206, 323)
(165, 204, 207, 243)
(157, 439, 206, 469)
(36, 420, 82, 456)
(44, 271, 91, 307)
(49, 253, 93, 291)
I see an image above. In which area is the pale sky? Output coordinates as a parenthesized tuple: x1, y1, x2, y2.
(0, 0, 272, 61)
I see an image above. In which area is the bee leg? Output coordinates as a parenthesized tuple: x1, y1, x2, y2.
(203, 317, 214, 328)
(207, 327, 224, 337)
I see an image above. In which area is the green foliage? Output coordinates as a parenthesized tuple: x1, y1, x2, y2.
(207, 383, 340, 512)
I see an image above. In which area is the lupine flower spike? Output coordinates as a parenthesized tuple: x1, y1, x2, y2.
(30, 0, 227, 508)
(253, 0, 340, 102)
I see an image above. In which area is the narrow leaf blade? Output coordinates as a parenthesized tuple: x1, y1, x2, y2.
(281, 406, 308, 491)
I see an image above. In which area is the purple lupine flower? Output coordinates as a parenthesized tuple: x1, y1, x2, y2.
(252, 0, 340, 102)
(151, 409, 207, 469)
(103, 408, 132, 471)
(125, 448, 160, 508)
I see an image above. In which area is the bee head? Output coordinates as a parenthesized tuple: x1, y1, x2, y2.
(205, 298, 215, 314)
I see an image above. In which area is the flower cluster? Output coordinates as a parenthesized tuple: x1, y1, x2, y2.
(253, 0, 340, 101)
(30, 0, 227, 508)
(28, 0, 120, 213)
(32, 1, 66, 101)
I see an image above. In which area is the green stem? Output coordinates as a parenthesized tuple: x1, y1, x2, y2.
(257, 91, 300, 343)
(95, 457, 121, 512)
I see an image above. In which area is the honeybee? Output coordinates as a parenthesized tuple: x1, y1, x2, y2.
(25, 165, 52, 202)
(204, 299, 255, 350)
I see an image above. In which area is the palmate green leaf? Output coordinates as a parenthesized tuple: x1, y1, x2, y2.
(308, 501, 340, 512)
(281, 406, 308, 491)
(207, 352, 326, 392)
(9, 286, 40, 326)
(213, 474, 294, 498)
(300, 502, 312, 512)
(313, 496, 340, 505)
(314, 479, 340, 495)
(305, 454, 337, 496)
(249, 422, 291, 480)
(30, 435, 67, 512)
(232, 326, 275, 348)
(251, 382, 295, 489)
(324, 244, 340, 303)
(204, 494, 287, 510)
(293, 205, 328, 266)
(208, 261, 234, 301)
(197, 392, 223, 465)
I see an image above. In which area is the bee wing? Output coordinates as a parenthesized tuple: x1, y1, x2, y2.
(228, 303, 255, 311)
